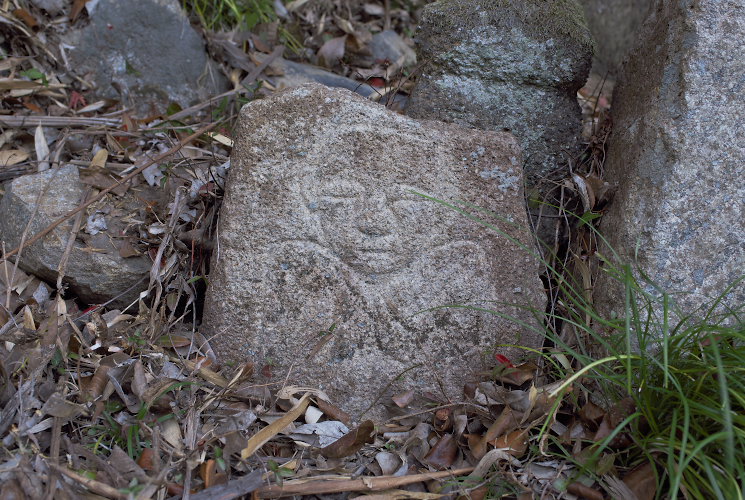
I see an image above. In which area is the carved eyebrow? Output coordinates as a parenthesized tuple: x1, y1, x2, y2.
(318, 179, 366, 197)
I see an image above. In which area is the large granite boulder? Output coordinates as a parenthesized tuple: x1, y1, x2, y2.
(64, 0, 228, 117)
(0, 165, 151, 308)
(203, 84, 545, 420)
(578, 0, 654, 75)
(596, 0, 744, 326)
(406, 0, 594, 185)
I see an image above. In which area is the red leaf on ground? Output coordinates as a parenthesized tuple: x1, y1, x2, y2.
(494, 354, 514, 367)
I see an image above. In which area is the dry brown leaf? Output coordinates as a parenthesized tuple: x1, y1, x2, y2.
(241, 394, 310, 459)
(41, 392, 88, 420)
(423, 433, 458, 470)
(78, 171, 129, 196)
(0, 149, 29, 166)
(318, 35, 347, 67)
(319, 420, 375, 459)
(200, 459, 228, 488)
(623, 462, 656, 500)
(314, 398, 351, 425)
(472, 406, 519, 459)
(22, 305, 35, 330)
(156, 334, 192, 349)
(137, 448, 156, 471)
(90, 149, 108, 169)
(495, 362, 538, 386)
(118, 240, 140, 258)
(71, 0, 90, 21)
(566, 481, 604, 500)
(491, 428, 528, 458)
(131, 360, 147, 400)
(160, 417, 184, 453)
(391, 389, 414, 407)
(12, 8, 37, 29)
(579, 401, 606, 425)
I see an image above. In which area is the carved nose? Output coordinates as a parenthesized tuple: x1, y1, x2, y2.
(357, 197, 393, 236)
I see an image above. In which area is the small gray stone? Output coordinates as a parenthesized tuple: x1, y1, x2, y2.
(595, 0, 745, 331)
(407, 0, 593, 185)
(63, 0, 228, 117)
(253, 52, 409, 109)
(0, 165, 151, 308)
(369, 30, 417, 67)
(203, 84, 545, 421)
(29, 0, 66, 15)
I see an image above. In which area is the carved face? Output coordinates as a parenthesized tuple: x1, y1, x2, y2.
(297, 175, 446, 275)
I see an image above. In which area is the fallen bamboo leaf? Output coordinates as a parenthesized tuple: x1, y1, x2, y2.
(176, 356, 230, 388)
(89, 149, 109, 169)
(47, 463, 127, 500)
(469, 449, 520, 479)
(205, 131, 233, 147)
(257, 467, 474, 498)
(351, 490, 444, 499)
(241, 394, 310, 459)
(34, 124, 49, 171)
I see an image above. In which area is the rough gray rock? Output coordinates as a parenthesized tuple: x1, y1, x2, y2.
(0, 165, 151, 308)
(596, 0, 745, 329)
(578, 0, 653, 75)
(203, 84, 545, 421)
(64, 0, 228, 117)
(406, 0, 593, 184)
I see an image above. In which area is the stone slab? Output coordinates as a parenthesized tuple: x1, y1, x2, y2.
(64, 0, 228, 117)
(203, 84, 545, 420)
(596, 0, 745, 327)
(406, 0, 593, 185)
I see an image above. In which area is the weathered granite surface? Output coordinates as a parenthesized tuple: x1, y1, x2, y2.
(203, 84, 545, 420)
(596, 0, 745, 326)
(0, 165, 151, 308)
(406, 0, 593, 184)
(64, 0, 228, 117)
(578, 0, 653, 74)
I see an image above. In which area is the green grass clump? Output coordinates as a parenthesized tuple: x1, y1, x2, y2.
(183, 0, 275, 31)
(550, 271, 744, 499)
(181, 0, 302, 52)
